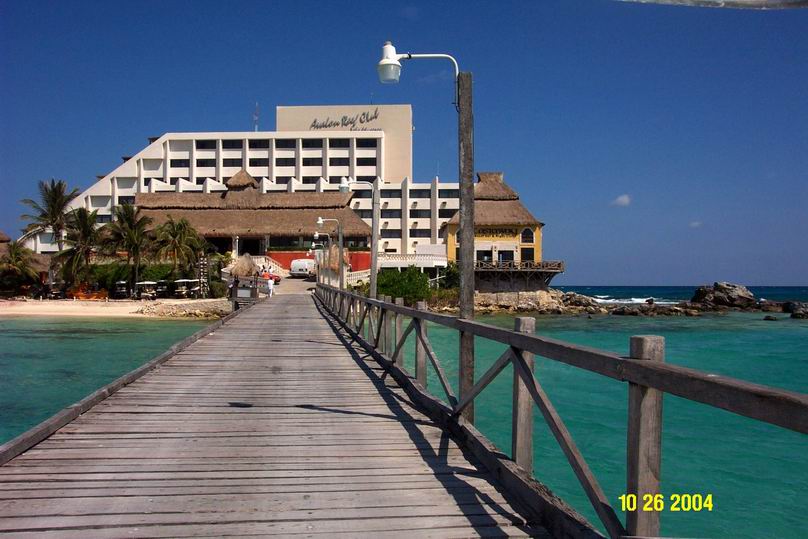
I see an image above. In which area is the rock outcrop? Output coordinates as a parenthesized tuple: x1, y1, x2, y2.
(690, 282, 757, 309)
(137, 299, 232, 319)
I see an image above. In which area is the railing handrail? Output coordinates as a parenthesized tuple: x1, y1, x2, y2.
(475, 260, 565, 271)
(316, 283, 807, 433)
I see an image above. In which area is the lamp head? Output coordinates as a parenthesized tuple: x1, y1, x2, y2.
(313, 231, 319, 240)
(377, 41, 402, 84)
(338, 176, 350, 193)
(316, 217, 324, 227)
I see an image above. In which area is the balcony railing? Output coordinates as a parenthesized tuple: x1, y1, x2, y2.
(475, 260, 565, 272)
(378, 253, 448, 268)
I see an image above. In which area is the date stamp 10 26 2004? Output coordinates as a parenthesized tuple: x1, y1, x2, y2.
(619, 493, 714, 513)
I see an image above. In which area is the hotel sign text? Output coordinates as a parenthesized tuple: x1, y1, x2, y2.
(309, 107, 382, 131)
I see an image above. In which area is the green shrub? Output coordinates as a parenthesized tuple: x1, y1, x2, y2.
(88, 263, 129, 291)
(438, 262, 460, 289)
(209, 280, 228, 298)
(377, 266, 430, 306)
(140, 263, 179, 282)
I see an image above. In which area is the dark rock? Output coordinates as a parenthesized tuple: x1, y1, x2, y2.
(763, 315, 778, 321)
(783, 301, 807, 314)
(691, 282, 756, 309)
(611, 306, 641, 316)
(792, 311, 808, 320)
(760, 301, 784, 313)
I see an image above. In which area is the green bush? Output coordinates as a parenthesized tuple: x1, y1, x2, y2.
(209, 280, 228, 298)
(141, 263, 179, 282)
(438, 262, 460, 289)
(89, 263, 129, 291)
(377, 266, 430, 306)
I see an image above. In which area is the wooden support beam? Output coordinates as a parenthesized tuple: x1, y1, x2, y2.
(415, 301, 427, 387)
(626, 336, 665, 537)
(453, 348, 513, 416)
(416, 319, 458, 407)
(511, 349, 626, 539)
(394, 297, 404, 364)
(512, 317, 535, 476)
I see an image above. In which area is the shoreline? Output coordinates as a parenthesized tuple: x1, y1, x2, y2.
(0, 298, 232, 319)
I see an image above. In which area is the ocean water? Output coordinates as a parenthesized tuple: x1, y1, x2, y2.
(0, 316, 208, 444)
(399, 310, 808, 538)
(557, 285, 808, 305)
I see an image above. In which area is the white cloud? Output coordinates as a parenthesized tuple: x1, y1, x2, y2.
(610, 194, 631, 207)
(689, 221, 703, 228)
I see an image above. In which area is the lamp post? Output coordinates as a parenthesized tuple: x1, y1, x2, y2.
(317, 217, 344, 290)
(377, 40, 476, 422)
(340, 176, 380, 299)
(313, 232, 331, 286)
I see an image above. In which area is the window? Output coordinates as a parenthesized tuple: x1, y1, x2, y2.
(521, 247, 535, 263)
(196, 158, 215, 167)
(96, 214, 112, 223)
(144, 178, 159, 187)
(329, 176, 343, 184)
(439, 189, 460, 198)
(356, 138, 378, 148)
(381, 209, 401, 218)
(249, 139, 270, 149)
(357, 176, 376, 182)
(329, 138, 349, 148)
(409, 189, 431, 198)
(195, 177, 207, 185)
(438, 208, 457, 219)
(381, 189, 401, 198)
(351, 189, 372, 198)
(275, 176, 292, 184)
(275, 138, 295, 149)
(476, 250, 493, 262)
(117, 196, 135, 205)
(275, 157, 296, 167)
(168, 178, 180, 186)
(521, 228, 535, 243)
(329, 157, 349, 166)
(249, 158, 269, 167)
(302, 157, 323, 166)
(195, 140, 216, 150)
(170, 159, 189, 168)
(410, 209, 431, 218)
(355, 209, 372, 219)
(302, 176, 319, 184)
(380, 229, 402, 238)
(356, 157, 376, 167)
(302, 139, 323, 148)
(410, 229, 431, 238)
(223, 158, 243, 167)
(222, 139, 243, 149)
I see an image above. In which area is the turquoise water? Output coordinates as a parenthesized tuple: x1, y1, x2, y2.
(0, 316, 208, 444)
(399, 311, 808, 538)
(557, 285, 808, 305)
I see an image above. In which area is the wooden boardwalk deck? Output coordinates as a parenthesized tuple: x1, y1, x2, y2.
(0, 294, 548, 538)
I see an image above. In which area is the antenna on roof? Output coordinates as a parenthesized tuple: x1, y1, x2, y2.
(253, 102, 260, 132)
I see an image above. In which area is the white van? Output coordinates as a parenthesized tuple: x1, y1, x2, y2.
(289, 258, 317, 278)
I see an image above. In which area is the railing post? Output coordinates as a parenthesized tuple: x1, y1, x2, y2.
(415, 300, 427, 387)
(394, 297, 404, 364)
(382, 295, 392, 356)
(512, 317, 535, 475)
(626, 335, 665, 537)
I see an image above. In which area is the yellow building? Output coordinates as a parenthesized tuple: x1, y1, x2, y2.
(443, 172, 564, 291)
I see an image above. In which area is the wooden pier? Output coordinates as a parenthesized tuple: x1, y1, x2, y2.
(0, 295, 549, 538)
(2, 286, 806, 538)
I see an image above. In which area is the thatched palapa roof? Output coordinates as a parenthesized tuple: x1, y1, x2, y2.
(136, 170, 370, 238)
(0, 231, 51, 273)
(446, 172, 542, 227)
(0, 231, 10, 243)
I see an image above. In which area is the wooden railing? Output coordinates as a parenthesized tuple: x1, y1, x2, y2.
(314, 283, 807, 539)
(475, 260, 566, 271)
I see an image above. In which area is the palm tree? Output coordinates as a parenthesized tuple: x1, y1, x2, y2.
(20, 179, 80, 251)
(155, 216, 201, 276)
(104, 204, 153, 291)
(0, 241, 39, 291)
(58, 208, 100, 285)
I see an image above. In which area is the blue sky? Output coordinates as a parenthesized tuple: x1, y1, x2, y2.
(1, 0, 806, 285)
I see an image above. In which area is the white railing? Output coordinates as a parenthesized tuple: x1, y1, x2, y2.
(346, 269, 371, 287)
(378, 253, 448, 268)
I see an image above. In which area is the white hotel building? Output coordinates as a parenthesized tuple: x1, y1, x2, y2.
(24, 105, 460, 258)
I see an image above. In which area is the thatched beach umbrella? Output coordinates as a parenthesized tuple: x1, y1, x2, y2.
(230, 254, 258, 278)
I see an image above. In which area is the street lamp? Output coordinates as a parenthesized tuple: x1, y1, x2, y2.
(313, 231, 331, 286)
(317, 217, 344, 291)
(377, 40, 476, 423)
(340, 176, 380, 299)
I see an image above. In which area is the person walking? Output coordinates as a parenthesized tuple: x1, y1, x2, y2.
(266, 275, 275, 298)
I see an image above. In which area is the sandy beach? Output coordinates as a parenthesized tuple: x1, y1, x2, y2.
(0, 298, 231, 318)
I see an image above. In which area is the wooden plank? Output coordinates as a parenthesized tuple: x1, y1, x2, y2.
(415, 301, 428, 387)
(416, 319, 458, 406)
(512, 317, 535, 475)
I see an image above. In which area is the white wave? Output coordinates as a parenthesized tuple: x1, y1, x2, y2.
(594, 297, 678, 305)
